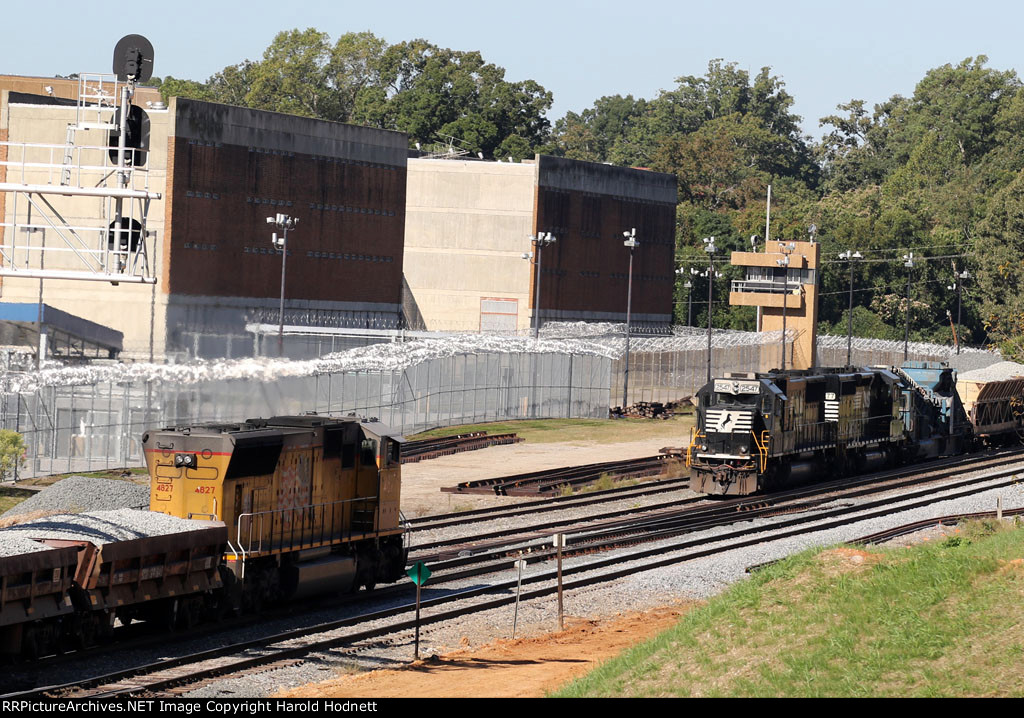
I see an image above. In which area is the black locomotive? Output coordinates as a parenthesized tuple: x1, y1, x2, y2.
(688, 362, 974, 496)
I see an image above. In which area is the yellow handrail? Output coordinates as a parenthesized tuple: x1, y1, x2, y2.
(686, 430, 704, 468)
(750, 430, 770, 473)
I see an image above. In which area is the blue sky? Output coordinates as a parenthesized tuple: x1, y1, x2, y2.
(6, 0, 1022, 138)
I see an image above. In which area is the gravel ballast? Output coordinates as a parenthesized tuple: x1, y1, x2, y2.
(1, 476, 149, 519)
(957, 361, 1024, 382)
(0, 509, 217, 555)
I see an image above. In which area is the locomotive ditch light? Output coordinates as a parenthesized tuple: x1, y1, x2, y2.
(174, 453, 197, 468)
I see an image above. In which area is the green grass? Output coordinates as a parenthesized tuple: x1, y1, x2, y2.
(553, 519, 1024, 698)
(408, 416, 694, 445)
(17, 466, 149, 487)
(0, 486, 34, 514)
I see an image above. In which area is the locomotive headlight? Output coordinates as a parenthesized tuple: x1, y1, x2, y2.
(740, 446, 748, 455)
(700, 444, 708, 451)
(174, 453, 197, 468)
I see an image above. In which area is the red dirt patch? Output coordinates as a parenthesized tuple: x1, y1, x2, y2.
(275, 604, 695, 698)
(816, 547, 884, 575)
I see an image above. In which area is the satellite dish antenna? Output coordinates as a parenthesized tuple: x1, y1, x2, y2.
(112, 34, 155, 82)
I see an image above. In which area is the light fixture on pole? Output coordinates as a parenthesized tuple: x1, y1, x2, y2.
(777, 242, 796, 371)
(903, 252, 915, 362)
(838, 249, 863, 366)
(702, 237, 720, 383)
(947, 267, 970, 355)
(267, 213, 298, 357)
(525, 232, 556, 339)
(677, 266, 697, 328)
(622, 228, 639, 410)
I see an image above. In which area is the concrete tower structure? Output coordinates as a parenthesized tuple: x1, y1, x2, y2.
(729, 239, 820, 370)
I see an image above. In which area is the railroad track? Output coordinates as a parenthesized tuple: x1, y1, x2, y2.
(406, 475, 692, 533)
(10, 450, 1024, 698)
(401, 432, 522, 463)
(410, 449, 1024, 561)
(441, 455, 680, 495)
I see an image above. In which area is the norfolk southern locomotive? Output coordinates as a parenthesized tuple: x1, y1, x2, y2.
(688, 362, 975, 496)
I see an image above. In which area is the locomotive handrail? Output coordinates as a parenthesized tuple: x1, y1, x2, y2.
(751, 431, 770, 473)
(234, 495, 380, 561)
(686, 430, 704, 469)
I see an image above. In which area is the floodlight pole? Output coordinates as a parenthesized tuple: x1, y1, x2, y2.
(777, 242, 796, 371)
(903, 252, 915, 362)
(267, 213, 299, 357)
(839, 250, 863, 366)
(526, 232, 556, 339)
(703, 237, 717, 383)
(622, 228, 638, 410)
(948, 268, 970, 355)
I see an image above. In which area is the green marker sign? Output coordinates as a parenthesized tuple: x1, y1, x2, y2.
(407, 561, 431, 586)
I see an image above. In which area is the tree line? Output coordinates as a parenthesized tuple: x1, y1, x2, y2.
(153, 29, 1024, 359)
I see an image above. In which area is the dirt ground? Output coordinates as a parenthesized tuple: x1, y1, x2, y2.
(275, 604, 695, 698)
(400, 436, 682, 516)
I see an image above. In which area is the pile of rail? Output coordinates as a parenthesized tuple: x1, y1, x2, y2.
(609, 400, 681, 419)
(401, 431, 522, 464)
(441, 455, 678, 496)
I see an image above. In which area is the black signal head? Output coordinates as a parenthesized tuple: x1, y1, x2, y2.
(112, 34, 155, 82)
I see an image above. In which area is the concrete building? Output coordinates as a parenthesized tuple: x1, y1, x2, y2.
(403, 155, 677, 333)
(729, 239, 820, 370)
(1, 85, 407, 360)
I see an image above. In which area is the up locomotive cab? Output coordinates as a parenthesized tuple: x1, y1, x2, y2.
(689, 373, 772, 495)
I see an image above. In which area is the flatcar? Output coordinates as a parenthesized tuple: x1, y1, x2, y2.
(688, 362, 972, 496)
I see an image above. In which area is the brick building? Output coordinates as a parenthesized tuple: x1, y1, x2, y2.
(403, 155, 677, 333)
(1, 88, 407, 360)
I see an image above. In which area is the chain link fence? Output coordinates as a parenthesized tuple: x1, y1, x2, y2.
(0, 348, 611, 480)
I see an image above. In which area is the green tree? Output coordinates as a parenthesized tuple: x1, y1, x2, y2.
(549, 95, 647, 163)
(0, 430, 25, 482)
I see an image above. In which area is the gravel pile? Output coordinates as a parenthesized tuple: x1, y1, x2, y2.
(1, 476, 149, 519)
(0, 509, 215, 555)
(0, 535, 56, 557)
(957, 361, 1024, 382)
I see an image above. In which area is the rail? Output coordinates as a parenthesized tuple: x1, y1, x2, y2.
(234, 495, 379, 561)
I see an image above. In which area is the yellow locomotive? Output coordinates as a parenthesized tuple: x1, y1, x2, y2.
(143, 415, 407, 606)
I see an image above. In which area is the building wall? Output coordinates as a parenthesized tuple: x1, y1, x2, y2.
(0, 93, 409, 359)
(161, 99, 409, 352)
(533, 155, 677, 327)
(403, 159, 536, 332)
(0, 76, 162, 105)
